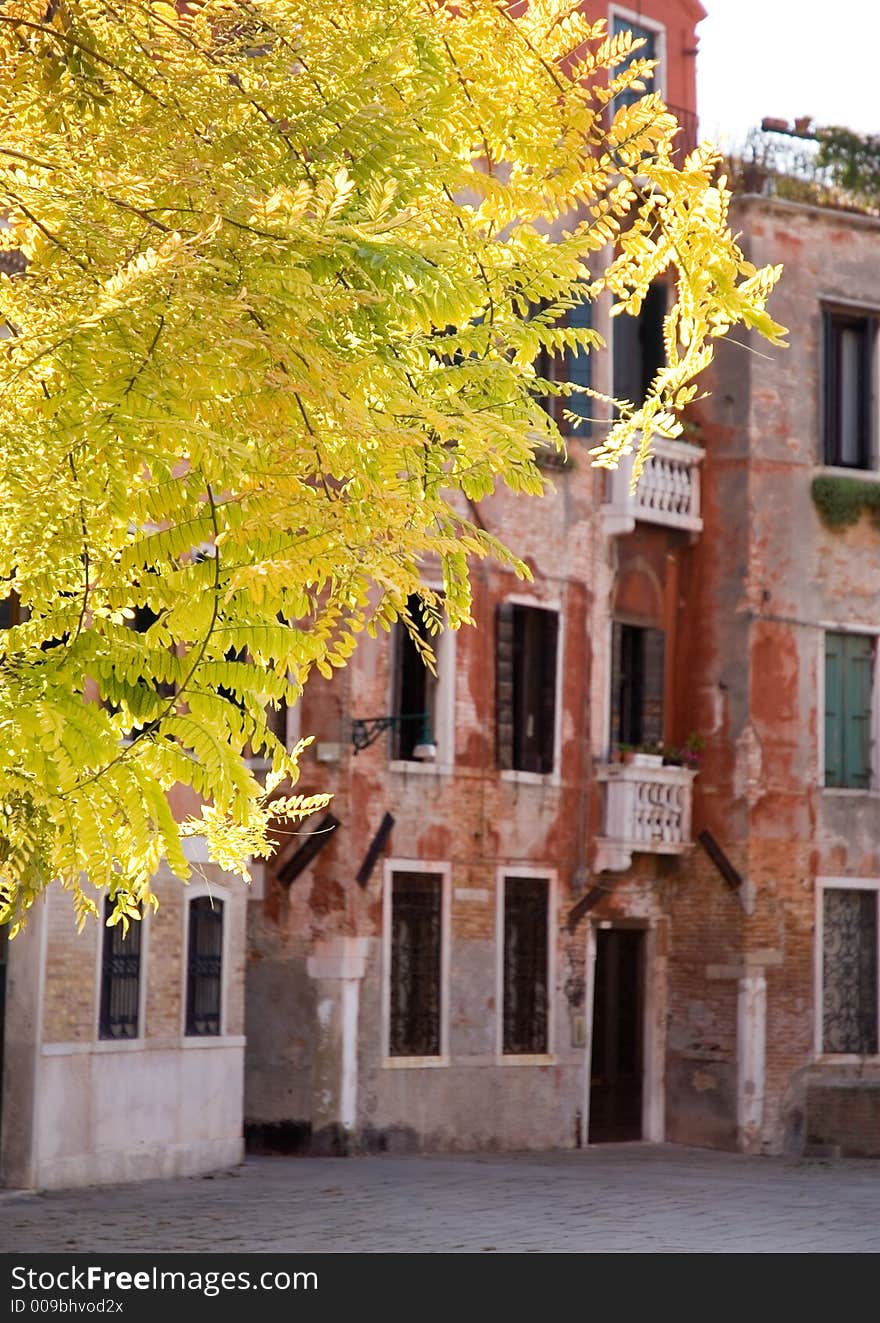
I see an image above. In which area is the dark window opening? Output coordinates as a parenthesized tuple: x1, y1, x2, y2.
(613, 282, 667, 411)
(392, 595, 438, 761)
(610, 622, 665, 749)
(824, 310, 873, 469)
(389, 872, 442, 1057)
(822, 888, 878, 1054)
(503, 876, 549, 1055)
(186, 896, 223, 1037)
(496, 604, 559, 774)
(0, 593, 21, 631)
(611, 16, 660, 108)
(98, 898, 142, 1040)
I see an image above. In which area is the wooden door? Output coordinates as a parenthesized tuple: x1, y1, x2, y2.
(589, 928, 645, 1143)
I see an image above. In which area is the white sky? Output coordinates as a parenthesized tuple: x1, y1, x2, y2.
(697, 0, 880, 150)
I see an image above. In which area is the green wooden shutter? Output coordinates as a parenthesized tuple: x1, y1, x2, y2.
(565, 297, 592, 431)
(496, 602, 515, 770)
(825, 632, 844, 787)
(843, 633, 873, 788)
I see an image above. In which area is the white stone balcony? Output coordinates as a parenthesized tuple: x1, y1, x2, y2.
(601, 438, 704, 536)
(594, 757, 697, 873)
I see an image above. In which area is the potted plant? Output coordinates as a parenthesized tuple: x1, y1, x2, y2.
(662, 732, 704, 770)
(617, 741, 665, 767)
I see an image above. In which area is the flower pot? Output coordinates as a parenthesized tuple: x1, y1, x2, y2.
(629, 753, 664, 768)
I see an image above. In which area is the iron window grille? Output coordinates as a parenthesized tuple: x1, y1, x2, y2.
(389, 872, 442, 1056)
(822, 887, 878, 1055)
(98, 899, 142, 1040)
(186, 896, 224, 1037)
(502, 877, 549, 1055)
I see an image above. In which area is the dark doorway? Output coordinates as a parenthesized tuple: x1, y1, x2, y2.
(589, 927, 645, 1142)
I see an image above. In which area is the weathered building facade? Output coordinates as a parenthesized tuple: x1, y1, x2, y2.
(244, 0, 715, 1156)
(667, 191, 880, 1156)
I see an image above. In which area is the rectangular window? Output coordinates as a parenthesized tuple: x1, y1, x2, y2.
(824, 311, 873, 469)
(98, 899, 142, 1040)
(824, 632, 873, 789)
(389, 871, 443, 1057)
(822, 886, 878, 1054)
(536, 294, 593, 435)
(496, 604, 559, 774)
(392, 595, 439, 762)
(613, 282, 667, 411)
(612, 14, 660, 108)
(610, 621, 665, 749)
(186, 897, 223, 1036)
(502, 876, 550, 1055)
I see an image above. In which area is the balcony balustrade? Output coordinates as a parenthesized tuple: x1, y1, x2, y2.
(594, 757, 696, 873)
(602, 437, 704, 536)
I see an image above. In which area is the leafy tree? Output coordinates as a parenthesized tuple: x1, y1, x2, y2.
(0, 0, 785, 932)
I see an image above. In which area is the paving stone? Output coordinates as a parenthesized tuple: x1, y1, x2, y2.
(1, 1145, 878, 1253)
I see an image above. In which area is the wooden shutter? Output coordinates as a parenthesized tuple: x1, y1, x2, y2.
(642, 627, 666, 746)
(610, 620, 624, 749)
(824, 632, 844, 787)
(565, 298, 593, 431)
(844, 634, 873, 789)
(639, 284, 668, 402)
(496, 602, 515, 769)
(612, 308, 641, 410)
(538, 610, 559, 774)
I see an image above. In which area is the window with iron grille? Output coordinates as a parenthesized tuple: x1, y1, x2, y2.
(610, 621, 665, 750)
(186, 896, 223, 1037)
(823, 310, 874, 470)
(502, 876, 550, 1055)
(388, 871, 443, 1057)
(611, 14, 661, 109)
(824, 632, 873, 789)
(98, 900, 142, 1040)
(822, 886, 879, 1055)
(496, 604, 559, 774)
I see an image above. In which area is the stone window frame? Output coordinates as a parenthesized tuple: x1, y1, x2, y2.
(387, 586, 456, 777)
(817, 622, 880, 793)
(820, 302, 878, 473)
(496, 593, 564, 787)
(608, 5, 667, 103)
(180, 879, 234, 1043)
(814, 875, 880, 1062)
(494, 867, 558, 1065)
(380, 858, 451, 1069)
(93, 901, 150, 1048)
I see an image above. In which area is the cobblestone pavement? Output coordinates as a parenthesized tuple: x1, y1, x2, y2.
(1, 1144, 879, 1254)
